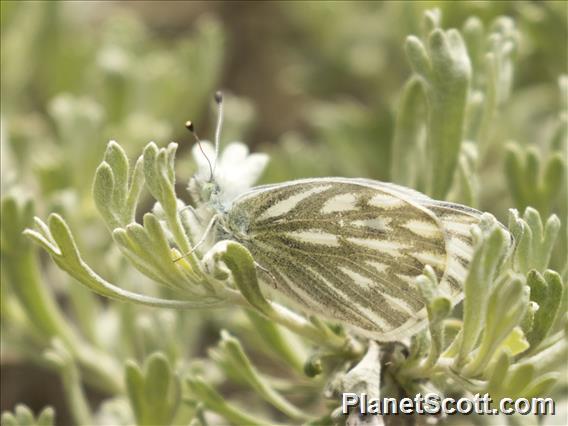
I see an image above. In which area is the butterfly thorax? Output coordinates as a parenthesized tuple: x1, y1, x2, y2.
(220, 204, 251, 242)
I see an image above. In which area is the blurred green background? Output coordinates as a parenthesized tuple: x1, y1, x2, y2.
(1, 1, 566, 424)
(2, 1, 566, 211)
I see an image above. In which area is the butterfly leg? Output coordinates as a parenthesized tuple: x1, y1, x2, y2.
(173, 215, 218, 262)
(255, 262, 278, 289)
(178, 204, 202, 224)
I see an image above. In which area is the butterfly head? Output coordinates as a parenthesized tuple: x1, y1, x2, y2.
(186, 91, 268, 215)
(195, 178, 222, 208)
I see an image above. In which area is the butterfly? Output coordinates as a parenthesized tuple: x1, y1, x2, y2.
(185, 92, 488, 342)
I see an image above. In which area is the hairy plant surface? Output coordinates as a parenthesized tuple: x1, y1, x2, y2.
(1, 2, 566, 426)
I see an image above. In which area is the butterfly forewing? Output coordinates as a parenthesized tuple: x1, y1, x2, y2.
(224, 178, 480, 341)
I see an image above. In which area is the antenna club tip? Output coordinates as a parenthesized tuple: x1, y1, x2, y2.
(214, 90, 223, 104)
(185, 120, 194, 132)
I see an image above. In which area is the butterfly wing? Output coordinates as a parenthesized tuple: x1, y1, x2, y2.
(227, 178, 481, 341)
(358, 178, 483, 297)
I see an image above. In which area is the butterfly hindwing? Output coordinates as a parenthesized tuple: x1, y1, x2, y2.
(223, 178, 481, 341)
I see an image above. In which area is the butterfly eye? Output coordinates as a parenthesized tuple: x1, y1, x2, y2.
(201, 182, 214, 200)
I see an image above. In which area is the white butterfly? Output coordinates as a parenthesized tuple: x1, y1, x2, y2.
(185, 92, 489, 342)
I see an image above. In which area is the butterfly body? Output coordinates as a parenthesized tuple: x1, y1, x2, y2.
(211, 177, 481, 341)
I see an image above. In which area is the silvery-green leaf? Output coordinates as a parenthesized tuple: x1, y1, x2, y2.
(0, 406, 55, 426)
(213, 330, 309, 421)
(185, 376, 280, 426)
(125, 353, 180, 426)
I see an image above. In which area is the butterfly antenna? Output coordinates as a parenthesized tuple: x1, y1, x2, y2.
(213, 90, 223, 175)
(185, 120, 214, 181)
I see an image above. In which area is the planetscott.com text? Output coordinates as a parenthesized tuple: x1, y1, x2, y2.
(342, 392, 555, 416)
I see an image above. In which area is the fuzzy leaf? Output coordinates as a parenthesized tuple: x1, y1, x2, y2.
(391, 76, 426, 187)
(219, 241, 274, 316)
(215, 331, 309, 420)
(186, 377, 277, 426)
(104, 141, 129, 208)
(126, 353, 180, 426)
(509, 208, 561, 273)
(44, 339, 92, 426)
(526, 270, 564, 349)
(93, 162, 119, 229)
(505, 144, 566, 216)
(487, 350, 511, 395)
(462, 273, 529, 377)
(245, 310, 305, 374)
(0, 405, 54, 426)
(25, 214, 224, 309)
(457, 215, 510, 368)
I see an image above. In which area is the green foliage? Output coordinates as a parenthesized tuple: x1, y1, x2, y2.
(524, 270, 564, 350)
(44, 339, 93, 425)
(505, 144, 566, 217)
(125, 353, 180, 426)
(405, 23, 471, 198)
(0, 406, 54, 426)
(185, 376, 278, 426)
(509, 207, 561, 274)
(1, 195, 69, 342)
(391, 214, 565, 416)
(209, 330, 309, 421)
